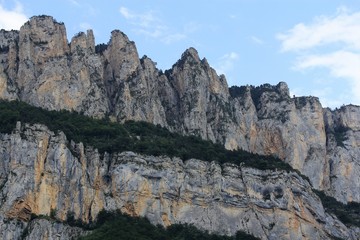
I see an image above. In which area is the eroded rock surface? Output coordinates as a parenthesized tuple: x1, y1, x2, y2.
(0, 15, 360, 205)
(0, 124, 358, 239)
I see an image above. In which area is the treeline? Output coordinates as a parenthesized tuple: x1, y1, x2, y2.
(313, 190, 360, 227)
(0, 100, 359, 229)
(0, 100, 292, 172)
(78, 210, 259, 240)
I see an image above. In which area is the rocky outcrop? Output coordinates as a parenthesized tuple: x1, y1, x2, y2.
(102, 31, 167, 125)
(323, 105, 360, 203)
(0, 123, 358, 239)
(24, 219, 86, 240)
(161, 48, 230, 141)
(0, 218, 86, 240)
(0, 29, 19, 100)
(4, 16, 109, 117)
(0, 15, 360, 205)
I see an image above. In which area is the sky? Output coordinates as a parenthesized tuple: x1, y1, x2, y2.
(0, 0, 360, 109)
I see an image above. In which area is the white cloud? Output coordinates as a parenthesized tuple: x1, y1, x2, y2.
(215, 52, 239, 76)
(290, 86, 347, 108)
(79, 22, 92, 31)
(119, 7, 133, 20)
(120, 7, 158, 28)
(250, 36, 264, 45)
(295, 50, 360, 104)
(119, 6, 192, 44)
(278, 7, 360, 107)
(162, 33, 186, 45)
(277, 7, 360, 52)
(68, 0, 80, 7)
(120, 7, 161, 30)
(0, 1, 27, 30)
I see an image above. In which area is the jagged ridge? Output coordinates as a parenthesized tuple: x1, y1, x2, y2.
(1, 14, 360, 204)
(0, 14, 360, 239)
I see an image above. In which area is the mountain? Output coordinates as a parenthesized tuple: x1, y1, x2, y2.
(0, 117, 357, 240)
(0, 15, 359, 239)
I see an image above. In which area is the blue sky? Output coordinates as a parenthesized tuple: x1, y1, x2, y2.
(1, 0, 360, 109)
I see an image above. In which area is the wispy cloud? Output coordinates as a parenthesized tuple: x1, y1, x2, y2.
(120, 7, 158, 28)
(183, 22, 201, 34)
(250, 36, 264, 45)
(215, 52, 239, 76)
(68, 1, 96, 17)
(79, 22, 92, 31)
(162, 33, 186, 45)
(290, 87, 346, 108)
(68, 0, 80, 7)
(119, 6, 193, 44)
(277, 7, 360, 52)
(0, 1, 27, 30)
(278, 7, 360, 107)
(295, 50, 360, 104)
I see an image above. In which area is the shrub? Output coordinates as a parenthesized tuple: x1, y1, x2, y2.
(0, 100, 293, 172)
(79, 211, 259, 240)
(313, 189, 360, 227)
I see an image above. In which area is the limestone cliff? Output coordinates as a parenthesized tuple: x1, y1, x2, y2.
(0, 123, 358, 239)
(3, 16, 109, 117)
(0, 15, 359, 206)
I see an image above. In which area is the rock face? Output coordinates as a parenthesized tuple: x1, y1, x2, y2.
(0, 29, 19, 100)
(323, 106, 360, 203)
(0, 123, 358, 239)
(0, 218, 86, 240)
(0, 14, 359, 223)
(7, 16, 109, 117)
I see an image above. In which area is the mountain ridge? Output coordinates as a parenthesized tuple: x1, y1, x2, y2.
(1, 15, 360, 204)
(0, 15, 360, 239)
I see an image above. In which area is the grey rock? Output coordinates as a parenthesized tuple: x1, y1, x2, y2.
(0, 124, 358, 239)
(0, 13, 359, 212)
(24, 219, 86, 240)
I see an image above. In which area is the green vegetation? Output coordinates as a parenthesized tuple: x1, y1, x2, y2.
(78, 210, 259, 240)
(95, 43, 108, 54)
(313, 190, 360, 227)
(229, 86, 248, 99)
(0, 100, 293, 172)
(0, 100, 359, 231)
(324, 124, 350, 148)
(23, 210, 259, 240)
(294, 96, 308, 109)
(333, 125, 350, 147)
(0, 45, 9, 53)
(250, 84, 281, 109)
(229, 84, 288, 111)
